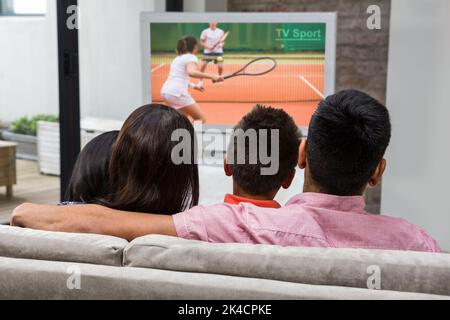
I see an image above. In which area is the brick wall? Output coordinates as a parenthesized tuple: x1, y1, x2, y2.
(228, 0, 391, 213)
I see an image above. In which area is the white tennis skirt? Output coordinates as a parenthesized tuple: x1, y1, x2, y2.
(161, 93, 196, 110)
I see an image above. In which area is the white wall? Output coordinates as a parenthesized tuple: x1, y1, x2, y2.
(184, 0, 205, 12)
(78, 0, 164, 120)
(0, 0, 164, 124)
(0, 0, 226, 125)
(184, 0, 227, 12)
(205, 0, 227, 12)
(382, 0, 450, 251)
(78, 0, 224, 120)
(0, 0, 58, 124)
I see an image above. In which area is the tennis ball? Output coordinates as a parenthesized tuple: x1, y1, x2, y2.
(216, 56, 224, 63)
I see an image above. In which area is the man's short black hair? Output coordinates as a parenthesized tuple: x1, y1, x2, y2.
(228, 105, 301, 196)
(307, 90, 391, 196)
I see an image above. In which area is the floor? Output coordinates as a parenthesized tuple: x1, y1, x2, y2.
(0, 160, 304, 224)
(0, 160, 59, 224)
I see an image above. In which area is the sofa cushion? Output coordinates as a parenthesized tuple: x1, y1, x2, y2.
(0, 225, 128, 266)
(123, 235, 450, 296)
(0, 256, 448, 300)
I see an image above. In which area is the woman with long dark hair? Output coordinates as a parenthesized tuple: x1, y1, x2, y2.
(106, 104, 199, 214)
(65, 131, 119, 204)
(161, 35, 224, 123)
(66, 104, 199, 215)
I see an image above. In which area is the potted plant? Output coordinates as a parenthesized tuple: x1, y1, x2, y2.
(0, 115, 58, 161)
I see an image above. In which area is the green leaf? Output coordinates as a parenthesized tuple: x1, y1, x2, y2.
(9, 114, 59, 136)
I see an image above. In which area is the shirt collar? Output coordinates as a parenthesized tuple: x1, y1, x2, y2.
(224, 194, 281, 209)
(286, 192, 367, 213)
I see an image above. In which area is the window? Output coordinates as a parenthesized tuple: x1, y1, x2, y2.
(0, 0, 47, 16)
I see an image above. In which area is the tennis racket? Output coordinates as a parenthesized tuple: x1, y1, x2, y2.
(211, 31, 230, 50)
(214, 57, 277, 82)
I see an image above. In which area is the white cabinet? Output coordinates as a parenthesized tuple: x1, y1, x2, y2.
(37, 118, 123, 176)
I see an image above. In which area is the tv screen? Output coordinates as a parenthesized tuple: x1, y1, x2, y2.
(142, 13, 336, 128)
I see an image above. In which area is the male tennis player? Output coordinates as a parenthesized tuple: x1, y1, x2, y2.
(198, 22, 227, 88)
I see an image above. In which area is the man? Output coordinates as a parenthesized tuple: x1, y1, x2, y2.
(11, 90, 440, 252)
(198, 22, 226, 88)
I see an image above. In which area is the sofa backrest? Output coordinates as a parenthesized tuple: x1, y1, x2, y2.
(123, 235, 450, 296)
(1, 227, 449, 297)
(0, 225, 128, 266)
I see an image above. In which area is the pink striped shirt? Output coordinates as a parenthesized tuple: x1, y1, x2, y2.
(173, 192, 440, 252)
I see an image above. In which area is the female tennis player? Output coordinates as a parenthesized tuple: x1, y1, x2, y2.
(160, 35, 223, 123)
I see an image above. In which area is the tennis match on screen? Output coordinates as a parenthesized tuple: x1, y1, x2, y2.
(149, 22, 326, 125)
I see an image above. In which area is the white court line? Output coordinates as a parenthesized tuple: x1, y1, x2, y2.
(299, 74, 325, 99)
(151, 64, 165, 73)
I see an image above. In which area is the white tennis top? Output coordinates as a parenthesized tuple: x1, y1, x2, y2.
(161, 53, 198, 97)
(200, 28, 225, 54)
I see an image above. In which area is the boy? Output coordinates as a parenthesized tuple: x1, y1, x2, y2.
(223, 105, 301, 208)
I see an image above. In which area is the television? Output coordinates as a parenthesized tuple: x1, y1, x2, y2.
(141, 12, 336, 128)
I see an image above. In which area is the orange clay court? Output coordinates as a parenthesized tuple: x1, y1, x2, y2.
(151, 60, 324, 126)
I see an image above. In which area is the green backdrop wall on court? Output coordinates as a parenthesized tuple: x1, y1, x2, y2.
(150, 23, 326, 53)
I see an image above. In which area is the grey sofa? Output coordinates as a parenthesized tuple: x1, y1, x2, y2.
(0, 225, 449, 300)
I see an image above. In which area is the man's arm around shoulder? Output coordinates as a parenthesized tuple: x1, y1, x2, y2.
(11, 203, 177, 241)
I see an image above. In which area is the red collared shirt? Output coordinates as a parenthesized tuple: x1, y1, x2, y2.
(223, 194, 281, 208)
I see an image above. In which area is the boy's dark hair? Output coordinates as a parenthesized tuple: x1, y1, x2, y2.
(228, 105, 301, 196)
(65, 131, 119, 203)
(177, 35, 197, 54)
(307, 89, 391, 196)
